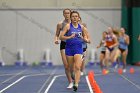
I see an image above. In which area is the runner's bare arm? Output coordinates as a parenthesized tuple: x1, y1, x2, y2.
(125, 35, 130, 45)
(54, 22, 62, 44)
(82, 26, 90, 43)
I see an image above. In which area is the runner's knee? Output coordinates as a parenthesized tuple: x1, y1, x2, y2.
(75, 65, 80, 71)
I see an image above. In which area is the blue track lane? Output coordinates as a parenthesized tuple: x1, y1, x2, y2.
(0, 65, 139, 93)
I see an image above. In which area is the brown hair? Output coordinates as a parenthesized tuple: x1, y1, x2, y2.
(63, 8, 71, 14)
(113, 28, 120, 37)
(70, 11, 80, 18)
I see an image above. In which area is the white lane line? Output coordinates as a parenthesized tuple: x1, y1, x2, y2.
(0, 69, 27, 86)
(44, 76, 57, 93)
(86, 76, 94, 93)
(0, 74, 17, 76)
(0, 76, 26, 93)
(111, 67, 140, 90)
(37, 68, 58, 93)
(26, 73, 48, 77)
(120, 75, 140, 90)
(44, 75, 65, 93)
(0, 67, 60, 93)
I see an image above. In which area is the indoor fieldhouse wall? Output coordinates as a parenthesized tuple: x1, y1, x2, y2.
(121, 0, 140, 64)
(0, 0, 121, 8)
(0, 1, 121, 65)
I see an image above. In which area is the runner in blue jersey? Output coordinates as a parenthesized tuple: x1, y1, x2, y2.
(60, 11, 90, 92)
(116, 28, 129, 72)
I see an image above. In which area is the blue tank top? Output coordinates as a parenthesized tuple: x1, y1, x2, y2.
(119, 36, 128, 50)
(66, 23, 82, 45)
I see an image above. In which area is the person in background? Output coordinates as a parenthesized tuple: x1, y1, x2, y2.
(115, 28, 130, 72)
(97, 31, 107, 70)
(78, 17, 91, 76)
(104, 27, 119, 73)
(54, 8, 73, 89)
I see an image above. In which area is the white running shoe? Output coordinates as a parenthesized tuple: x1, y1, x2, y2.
(123, 69, 126, 73)
(115, 64, 119, 69)
(67, 82, 73, 89)
(81, 72, 84, 76)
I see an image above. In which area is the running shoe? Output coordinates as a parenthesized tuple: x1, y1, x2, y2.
(123, 69, 126, 73)
(67, 82, 73, 89)
(73, 84, 78, 92)
(115, 64, 119, 69)
(105, 69, 110, 74)
(81, 72, 84, 76)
